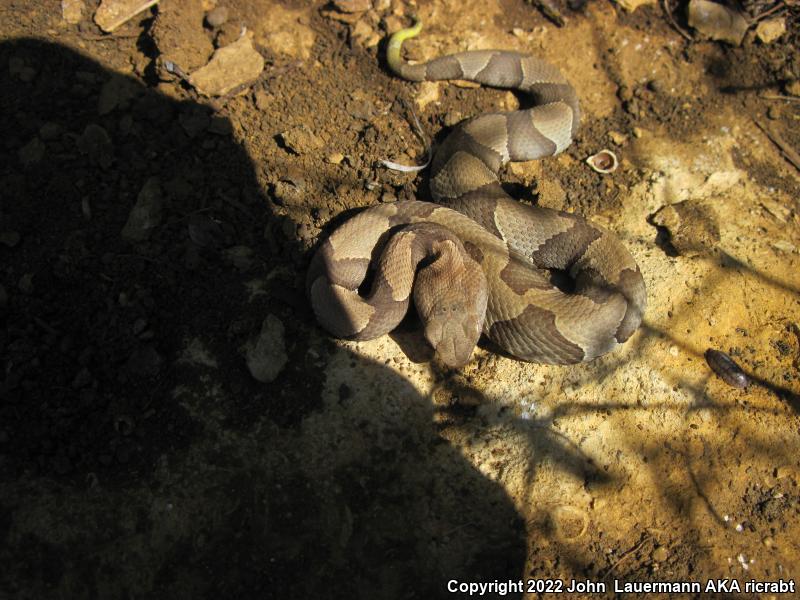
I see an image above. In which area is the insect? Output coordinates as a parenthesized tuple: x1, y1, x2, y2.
(704, 349, 750, 389)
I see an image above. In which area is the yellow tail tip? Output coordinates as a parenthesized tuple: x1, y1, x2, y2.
(386, 19, 423, 73)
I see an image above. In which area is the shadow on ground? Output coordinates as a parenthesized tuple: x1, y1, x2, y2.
(0, 39, 533, 599)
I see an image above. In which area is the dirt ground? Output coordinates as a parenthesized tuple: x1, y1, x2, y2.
(1, 0, 799, 598)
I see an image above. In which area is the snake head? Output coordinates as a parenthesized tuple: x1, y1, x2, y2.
(422, 301, 485, 368)
(414, 247, 488, 368)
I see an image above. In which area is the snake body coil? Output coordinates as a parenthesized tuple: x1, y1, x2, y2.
(307, 22, 647, 367)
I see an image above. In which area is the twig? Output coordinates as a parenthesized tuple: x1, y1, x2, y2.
(662, 0, 693, 41)
(759, 94, 800, 103)
(529, 0, 566, 27)
(754, 118, 800, 172)
(750, 1, 788, 23)
(602, 534, 653, 577)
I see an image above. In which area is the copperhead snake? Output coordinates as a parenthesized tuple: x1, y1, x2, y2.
(307, 21, 647, 367)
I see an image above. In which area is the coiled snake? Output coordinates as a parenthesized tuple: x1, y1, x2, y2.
(306, 21, 646, 368)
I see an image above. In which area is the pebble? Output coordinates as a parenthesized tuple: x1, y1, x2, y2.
(326, 152, 344, 165)
(124, 344, 163, 378)
(18, 273, 34, 294)
(39, 122, 63, 141)
(755, 18, 786, 44)
(278, 125, 324, 155)
(0, 231, 21, 247)
(76, 124, 114, 169)
(332, 0, 371, 12)
(188, 34, 265, 97)
(61, 0, 84, 24)
(18, 137, 46, 166)
(652, 546, 668, 562)
(205, 6, 228, 27)
(121, 177, 163, 242)
(245, 314, 288, 383)
(72, 367, 93, 389)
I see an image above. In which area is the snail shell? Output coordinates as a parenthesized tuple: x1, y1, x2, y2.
(586, 149, 618, 174)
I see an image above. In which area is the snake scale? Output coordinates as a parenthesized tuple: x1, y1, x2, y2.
(307, 21, 647, 368)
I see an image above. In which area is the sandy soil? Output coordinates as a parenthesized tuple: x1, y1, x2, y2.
(1, 0, 799, 598)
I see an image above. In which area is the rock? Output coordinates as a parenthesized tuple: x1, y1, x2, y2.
(94, 0, 160, 33)
(125, 344, 163, 378)
(278, 125, 323, 155)
(121, 177, 163, 242)
(351, 19, 380, 48)
(61, 0, 84, 24)
(652, 200, 720, 257)
(615, 0, 657, 11)
(18, 137, 46, 166)
(76, 124, 114, 169)
(327, 152, 344, 164)
(18, 273, 34, 294)
(756, 18, 786, 44)
(687, 0, 748, 46)
(652, 546, 668, 562)
(188, 34, 264, 97)
(205, 5, 228, 27)
(223, 245, 255, 271)
(39, 122, 63, 141)
(178, 108, 210, 137)
(0, 231, 21, 247)
(98, 74, 140, 115)
(72, 367, 93, 389)
(332, 0, 372, 12)
(245, 315, 288, 383)
(786, 80, 800, 97)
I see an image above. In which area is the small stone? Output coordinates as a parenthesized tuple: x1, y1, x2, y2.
(125, 344, 163, 378)
(94, 0, 160, 33)
(188, 34, 265, 97)
(76, 124, 114, 169)
(19, 66, 38, 82)
(18, 137, 46, 166)
(278, 125, 323, 155)
(785, 80, 800, 97)
(245, 314, 288, 383)
(98, 74, 140, 115)
(351, 20, 380, 47)
(72, 367, 93, 389)
(0, 231, 21, 247)
(18, 273, 34, 294)
(205, 5, 228, 27)
(632, 127, 645, 138)
(121, 177, 163, 242)
(223, 245, 255, 271)
(179, 108, 210, 138)
(687, 0, 748, 46)
(767, 106, 780, 120)
(254, 89, 270, 110)
(327, 152, 344, 164)
(615, 0, 656, 11)
(755, 18, 786, 44)
(332, 0, 371, 11)
(762, 536, 774, 547)
(39, 122, 63, 141)
(608, 131, 628, 146)
(62, 0, 84, 24)
(652, 546, 668, 562)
